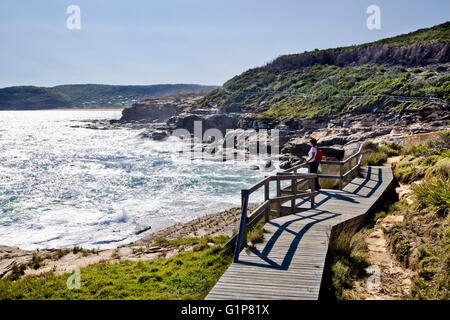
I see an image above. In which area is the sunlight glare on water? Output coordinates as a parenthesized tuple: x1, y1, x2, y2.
(0, 110, 267, 249)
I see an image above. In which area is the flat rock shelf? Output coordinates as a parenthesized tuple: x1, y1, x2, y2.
(206, 166, 394, 300)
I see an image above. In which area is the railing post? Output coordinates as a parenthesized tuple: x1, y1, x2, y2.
(276, 178, 281, 215)
(264, 182, 270, 222)
(310, 177, 315, 209)
(347, 158, 351, 182)
(291, 177, 296, 213)
(234, 189, 249, 263)
(339, 163, 343, 190)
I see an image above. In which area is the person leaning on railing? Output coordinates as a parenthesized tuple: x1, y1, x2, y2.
(304, 137, 321, 191)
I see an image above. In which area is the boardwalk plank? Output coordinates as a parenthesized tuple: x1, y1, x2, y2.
(206, 166, 394, 300)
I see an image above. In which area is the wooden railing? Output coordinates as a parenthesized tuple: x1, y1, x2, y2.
(402, 129, 450, 145)
(233, 173, 318, 262)
(283, 144, 363, 190)
(231, 144, 363, 262)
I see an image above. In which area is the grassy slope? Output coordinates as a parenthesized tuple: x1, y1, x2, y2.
(0, 236, 232, 300)
(325, 135, 449, 300)
(198, 22, 450, 119)
(388, 137, 449, 299)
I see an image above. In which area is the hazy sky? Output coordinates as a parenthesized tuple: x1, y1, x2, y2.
(0, 0, 448, 88)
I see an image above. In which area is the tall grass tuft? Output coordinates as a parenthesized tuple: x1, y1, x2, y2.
(247, 225, 265, 245)
(413, 178, 449, 217)
(361, 141, 401, 166)
(324, 226, 369, 299)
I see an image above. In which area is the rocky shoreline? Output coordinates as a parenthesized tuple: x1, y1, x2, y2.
(80, 92, 449, 170)
(0, 206, 244, 280)
(2, 93, 448, 281)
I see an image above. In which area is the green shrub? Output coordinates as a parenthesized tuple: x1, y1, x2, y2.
(362, 151, 388, 166)
(326, 227, 369, 299)
(8, 264, 26, 281)
(388, 228, 412, 267)
(379, 142, 401, 156)
(72, 246, 82, 254)
(30, 252, 42, 270)
(153, 237, 170, 247)
(53, 249, 70, 260)
(361, 141, 401, 166)
(331, 261, 352, 295)
(425, 157, 450, 180)
(384, 136, 449, 299)
(247, 225, 265, 245)
(413, 178, 449, 217)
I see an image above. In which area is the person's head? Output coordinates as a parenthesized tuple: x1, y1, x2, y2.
(309, 137, 317, 147)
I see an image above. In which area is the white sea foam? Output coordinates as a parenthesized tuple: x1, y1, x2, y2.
(0, 110, 268, 249)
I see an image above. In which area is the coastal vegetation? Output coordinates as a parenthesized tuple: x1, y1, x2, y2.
(361, 141, 402, 166)
(199, 63, 449, 119)
(0, 236, 232, 299)
(324, 134, 449, 299)
(387, 136, 449, 299)
(322, 226, 369, 300)
(197, 22, 449, 119)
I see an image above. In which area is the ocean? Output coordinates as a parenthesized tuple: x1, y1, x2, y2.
(0, 110, 269, 250)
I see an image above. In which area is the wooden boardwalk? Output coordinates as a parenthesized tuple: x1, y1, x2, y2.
(206, 166, 394, 300)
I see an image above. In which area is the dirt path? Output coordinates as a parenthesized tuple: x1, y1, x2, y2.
(385, 155, 402, 166)
(352, 156, 414, 299)
(354, 214, 413, 299)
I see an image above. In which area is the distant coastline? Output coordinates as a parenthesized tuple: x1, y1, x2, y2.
(0, 84, 218, 110)
(0, 107, 124, 111)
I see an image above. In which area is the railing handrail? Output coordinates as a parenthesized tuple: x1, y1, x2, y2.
(402, 129, 450, 145)
(231, 144, 363, 261)
(233, 173, 318, 262)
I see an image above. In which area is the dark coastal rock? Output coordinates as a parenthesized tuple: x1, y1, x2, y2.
(139, 130, 168, 140)
(204, 114, 240, 134)
(320, 146, 345, 160)
(174, 114, 202, 131)
(174, 113, 240, 135)
(279, 161, 292, 170)
(120, 93, 206, 122)
(318, 136, 349, 146)
(282, 137, 345, 160)
(281, 138, 310, 158)
(122, 101, 177, 122)
(221, 103, 251, 113)
(150, 131, 169, 141)
(284, 118, 302, 130)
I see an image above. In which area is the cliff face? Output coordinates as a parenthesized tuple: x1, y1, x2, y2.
(195, 22, 449, 120)
(263, 42, 450, 72)
(120, 93, 207, 122)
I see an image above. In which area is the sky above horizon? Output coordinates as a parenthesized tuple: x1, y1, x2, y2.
(0, 0, 449, 88)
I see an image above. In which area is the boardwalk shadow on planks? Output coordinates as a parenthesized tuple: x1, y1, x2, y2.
(206, 166, 394, 300)
(349, 166, 383, 198)
(238, 210, 340, 270)
(295, 167, 384, 209)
